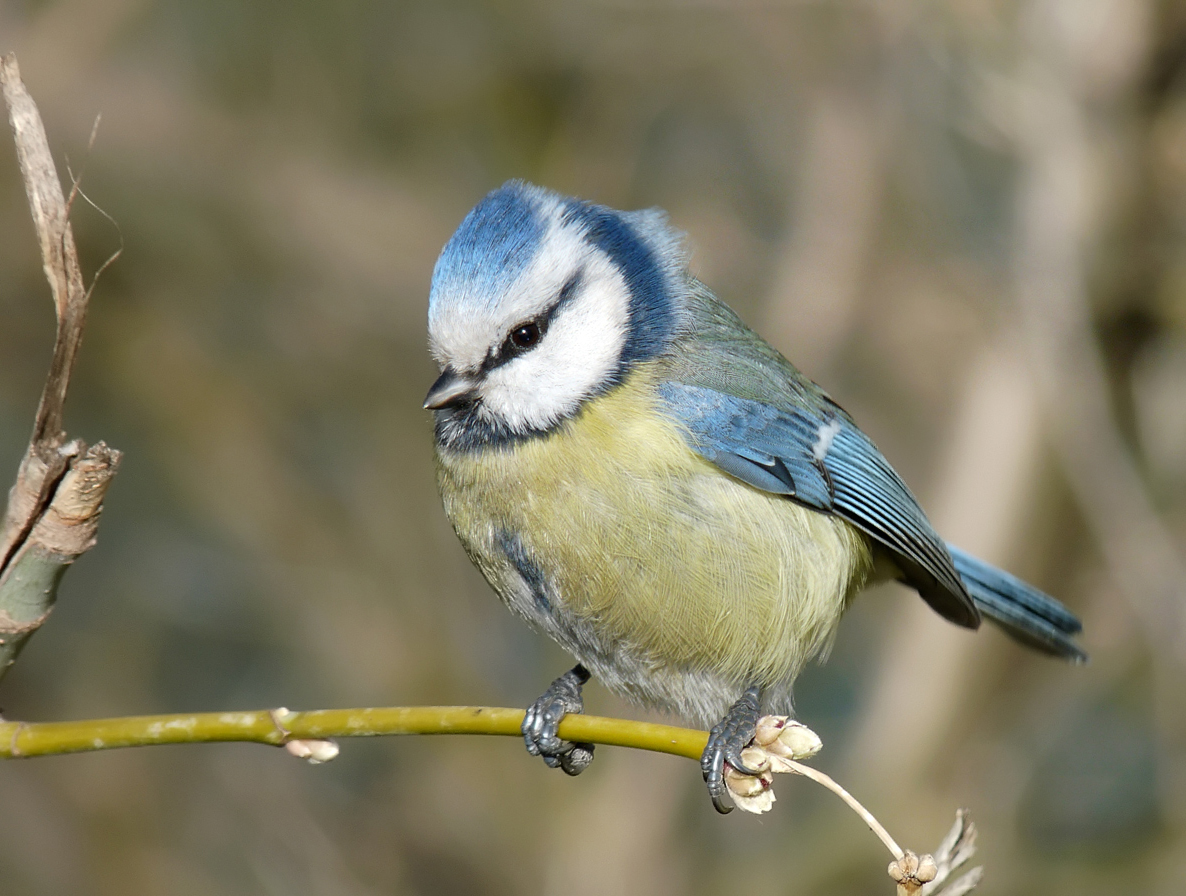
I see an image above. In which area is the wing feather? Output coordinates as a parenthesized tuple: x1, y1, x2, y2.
(657, 380, 979, 628)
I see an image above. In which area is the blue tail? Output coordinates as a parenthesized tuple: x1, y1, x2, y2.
(947, 544, 1087, 663)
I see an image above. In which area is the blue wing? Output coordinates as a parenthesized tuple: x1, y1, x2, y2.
(658, 381, 980, 629)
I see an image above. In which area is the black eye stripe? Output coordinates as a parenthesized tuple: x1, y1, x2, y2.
(481, 268, 585, 371)
(557, 270, 581, 304)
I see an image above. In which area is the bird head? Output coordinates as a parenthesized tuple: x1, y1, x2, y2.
(426, 181, 688, 445)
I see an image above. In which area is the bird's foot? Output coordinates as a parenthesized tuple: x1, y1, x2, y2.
(522, 664, 595, 776)
(701, 685, 765, 813)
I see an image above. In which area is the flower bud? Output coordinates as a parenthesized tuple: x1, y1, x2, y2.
(767, 720, 822, 761)
(752, 715, 791, 747)
(738, 745, 771, 774)
(888, 850, 937, 889)
(916, 855, 938, 883)
(284, 738, 340, 764)
(724, 762, 776, 814)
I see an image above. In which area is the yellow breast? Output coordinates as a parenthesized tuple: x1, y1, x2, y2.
(435, 366, 873, 689)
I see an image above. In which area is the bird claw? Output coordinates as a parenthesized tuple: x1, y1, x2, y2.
(701, 685, 763, 814)
(522, 664, 595, 776)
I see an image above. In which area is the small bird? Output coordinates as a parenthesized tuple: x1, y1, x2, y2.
(424, 181, 1085, 812)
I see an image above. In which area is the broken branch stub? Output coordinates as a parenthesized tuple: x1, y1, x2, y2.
(0, 54, 120, 683)
(0, 443, 121, 675)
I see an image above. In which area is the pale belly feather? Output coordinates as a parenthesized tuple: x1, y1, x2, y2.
(435, 372, 873, 726)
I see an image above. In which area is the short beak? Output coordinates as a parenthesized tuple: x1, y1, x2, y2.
(423, 368, 478, 410)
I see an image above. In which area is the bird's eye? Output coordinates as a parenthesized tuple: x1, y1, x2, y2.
(509, 322, 541, 351)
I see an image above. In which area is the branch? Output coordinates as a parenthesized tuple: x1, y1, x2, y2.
(0, 707, 980, 892)
(0, 706, 708, 761)
(0, 53, 121, 682)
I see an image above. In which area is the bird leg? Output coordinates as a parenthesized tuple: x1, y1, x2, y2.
(702, 684, 766, 813)
(522, 663, 595, 776)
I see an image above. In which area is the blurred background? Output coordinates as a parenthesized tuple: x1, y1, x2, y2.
(1, 0, 1185, 893)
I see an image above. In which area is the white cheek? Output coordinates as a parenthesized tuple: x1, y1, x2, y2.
(479, 265, 630, 432)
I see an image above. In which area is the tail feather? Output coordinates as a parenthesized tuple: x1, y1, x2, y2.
(947, 544, 1087, 663)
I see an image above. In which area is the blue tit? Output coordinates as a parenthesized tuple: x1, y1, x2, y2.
(424, 181, 1085, 812)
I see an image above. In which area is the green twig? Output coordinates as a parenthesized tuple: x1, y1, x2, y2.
(0, 706, 709, 761)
